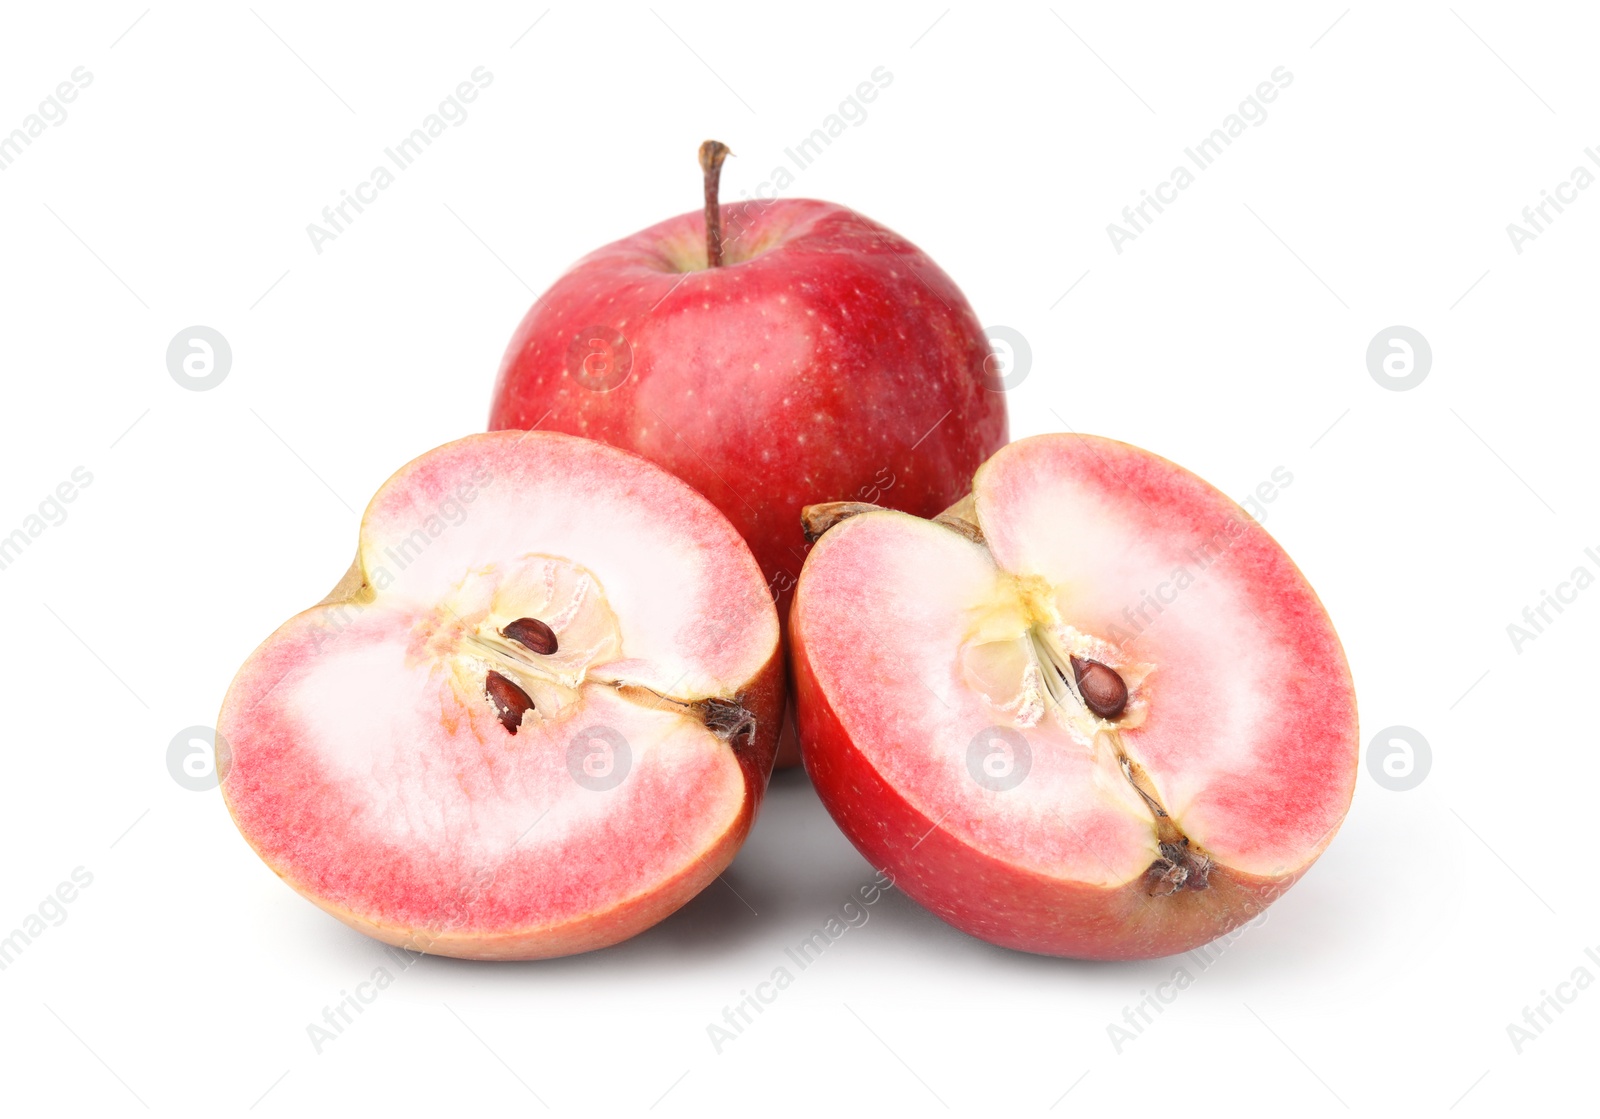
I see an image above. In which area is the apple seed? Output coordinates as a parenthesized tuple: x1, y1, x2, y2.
(1070, 656, 1128, 719)
(503, 616, 559, 656)
(485, 670, 535, 734)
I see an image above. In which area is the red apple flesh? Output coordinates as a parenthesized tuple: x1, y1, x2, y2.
(791, 434, 1358, 959)
(218, 431, 782, 960)
(488, 146, 1009, 762)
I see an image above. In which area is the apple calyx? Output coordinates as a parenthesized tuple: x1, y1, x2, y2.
(698, 139, 731, 268)
(603, 681, 760, 754)
(1119, 751, 1213, 895)
(801, 495, 1214, 898)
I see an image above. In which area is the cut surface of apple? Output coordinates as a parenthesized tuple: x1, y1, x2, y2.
(218, 432, 782, 960)
(792, 434, 1357, 959)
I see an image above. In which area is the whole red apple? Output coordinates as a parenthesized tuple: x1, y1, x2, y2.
(488, 143, 1008, 761)
(792, 434, 1359, 959)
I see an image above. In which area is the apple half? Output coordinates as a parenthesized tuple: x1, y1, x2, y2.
(792, 434, 1357, 959)
(218, 432, 782, 960)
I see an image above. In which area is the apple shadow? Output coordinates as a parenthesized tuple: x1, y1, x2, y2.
(412, 763, 871, 980)
(342, 762, 1362, 986)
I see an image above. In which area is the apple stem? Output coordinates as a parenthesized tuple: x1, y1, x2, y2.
(699, 140, 731, 267)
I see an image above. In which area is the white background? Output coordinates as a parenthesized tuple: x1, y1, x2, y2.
(0, 2, 1592, 1115)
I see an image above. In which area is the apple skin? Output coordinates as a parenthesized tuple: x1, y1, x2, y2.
(488, 199, 1009, 763)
